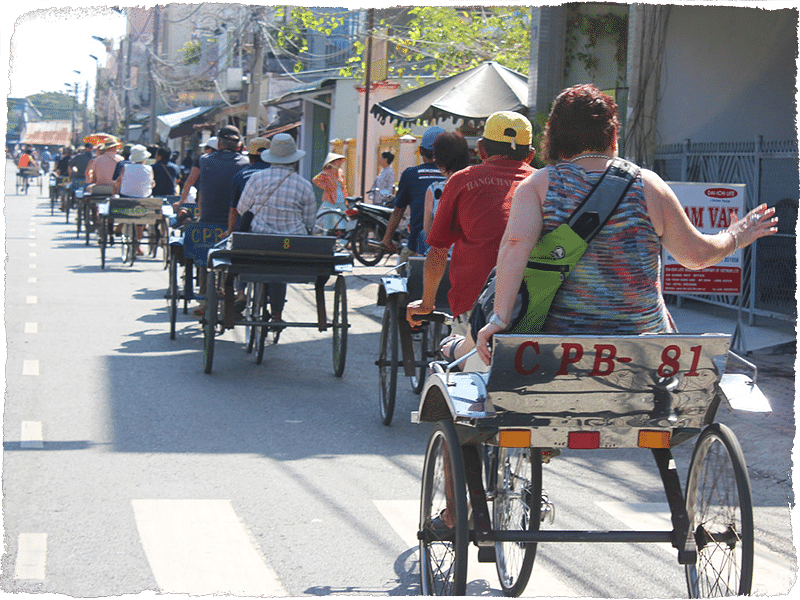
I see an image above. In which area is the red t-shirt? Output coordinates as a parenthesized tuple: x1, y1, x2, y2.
(426, 158, 535, 317)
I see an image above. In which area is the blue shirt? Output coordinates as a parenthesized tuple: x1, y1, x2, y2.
(394, 162, 445, 252)
(152, 159, 180, 197)
(230, 161, 271, 209)
(198, 150, 249, 225)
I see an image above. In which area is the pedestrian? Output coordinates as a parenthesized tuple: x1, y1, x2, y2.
(369, 150, 396, 206)
(235, 133, 316, 330)
(152, 147, 181, 197)
(381, 126, 446, 257)
(474, 84, 779, 365)
(227, 136, 272, 234)
(312, 151, 347, 231)
(405, 111, 536, 367)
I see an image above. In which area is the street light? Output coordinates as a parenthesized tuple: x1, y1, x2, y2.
(89, 54, 99, 130)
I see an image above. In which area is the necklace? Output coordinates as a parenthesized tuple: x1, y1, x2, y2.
(568, 153, 612, 163)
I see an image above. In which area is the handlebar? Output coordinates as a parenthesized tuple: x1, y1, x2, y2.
(410, 310, 453, 326)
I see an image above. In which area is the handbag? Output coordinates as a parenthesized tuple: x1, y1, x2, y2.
(469, 157, 640, 338)
(237, 171, 293, 232)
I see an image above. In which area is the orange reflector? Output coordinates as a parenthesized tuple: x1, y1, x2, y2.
(568, 431, 600, 449)
(499, 429, 531, 448)
(638, 430, 671, 448)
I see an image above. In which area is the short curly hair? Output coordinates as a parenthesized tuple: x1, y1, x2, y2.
(541, 84, 619, 163)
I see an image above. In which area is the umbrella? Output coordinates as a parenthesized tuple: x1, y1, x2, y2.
(82, 132, 114, 146)
(370, 61, 529, 126)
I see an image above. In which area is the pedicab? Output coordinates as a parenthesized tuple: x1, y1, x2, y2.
(413, 326, 769, 597)
(202, 232, 353, 375)
(96, 195, 169, 268)
(376, 256, 451, 425)
(16, 166, 42, 195)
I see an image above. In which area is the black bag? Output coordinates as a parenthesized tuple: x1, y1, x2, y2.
(237, 210, 254, 232)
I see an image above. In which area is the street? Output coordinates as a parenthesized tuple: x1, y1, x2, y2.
(2, 159, 796, 597)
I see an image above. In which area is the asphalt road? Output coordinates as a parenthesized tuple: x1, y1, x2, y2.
(3, 160, 796, 597)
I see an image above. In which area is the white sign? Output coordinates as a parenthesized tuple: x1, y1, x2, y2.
(663, 182, 746, 295)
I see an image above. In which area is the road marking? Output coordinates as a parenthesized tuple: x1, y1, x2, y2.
(20, 421, 44, 449)
(132, 499, 287, 596)
(373, 499, 580, 596)
(22, 360, 39, 376)
(597, 501, 796, 596)
(26, 296, 37, 304)
(25, 322, 38, 333)
(15, 533, 47, 579)
(29, 252, 37, 257)
(28, 277, 37, 283)
(29, 242, 36, 247)
(29, 264, 37, 269)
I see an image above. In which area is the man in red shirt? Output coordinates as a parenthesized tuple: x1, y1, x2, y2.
(406, 111, 536, 366)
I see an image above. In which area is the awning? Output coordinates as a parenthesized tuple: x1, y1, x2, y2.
(265, 78, 337, 110)
(370, 61, 529, 126)
(157, 105, 221, 140)
(20, 120, 72, 146)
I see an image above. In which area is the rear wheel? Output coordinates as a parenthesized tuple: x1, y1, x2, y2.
(378, 301, 399, 425)
(168, 252, 179, 339)
(99, 216, 107, 269)
(203, 271, 217, 374)
(351, 222, 385, 266)
(419, 421, 469, 596)
(332, 275, 348, 377)
(409, 323, 428, 394)
(685, 423, 754, 597)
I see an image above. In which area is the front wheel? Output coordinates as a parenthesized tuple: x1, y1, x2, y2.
(313, 210, 351, 252)
(351, 222, 385, 266)
(684, 423, 754, 597)
(419, 421, 469, 596)
(168, 252, 179, 339)
(203, 271, 217, 374)
(378, 301, 399, 425)
(332, 275, 348, 377)
(491, 447, 542, 597)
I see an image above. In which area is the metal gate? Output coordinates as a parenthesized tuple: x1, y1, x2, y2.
(653, 136, 797, 324)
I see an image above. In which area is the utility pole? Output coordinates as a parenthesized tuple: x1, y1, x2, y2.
(360, 8, 374, 198)
(124, 35, 132, 142)
(247, 11, 264, 137)
(148, 5, 161, 145)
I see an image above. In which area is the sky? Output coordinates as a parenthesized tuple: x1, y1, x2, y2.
(4, 3, 128, 100)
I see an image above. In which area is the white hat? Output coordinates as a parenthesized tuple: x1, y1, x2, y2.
(261, 133, 305, 164)
(323, 151, 346, 168)
(129, 144, 151, 163)
(200, 136, 218, 150)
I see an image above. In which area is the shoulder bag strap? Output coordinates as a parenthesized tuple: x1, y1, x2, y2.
(250, 170, 293, 213)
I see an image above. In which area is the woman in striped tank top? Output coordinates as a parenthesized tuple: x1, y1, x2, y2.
(476, 84, 778, 366)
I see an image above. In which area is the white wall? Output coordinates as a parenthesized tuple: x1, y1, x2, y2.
(657, 6, 796, 145)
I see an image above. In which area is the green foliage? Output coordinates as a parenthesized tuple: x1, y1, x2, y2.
(269, 7, 346, 73)
(27, 92, 80, 121)
(564, 4, 628, 84)
(179, 40, 202, 66)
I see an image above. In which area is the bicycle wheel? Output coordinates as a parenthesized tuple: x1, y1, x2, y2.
(331, 275, 348, 377)
(244, 283, 258, 354)
(491, 447, 542, 597)
(84, 203, 92, 245)
(255, 284, 270, 365)
(75, 200, 83, 238)
(351, 221, 385, 266)
(409, 323, 428, 394)
(378, 301, 399, 425)
(203, 271, 217, 374)
(99, 216, 107, 269)
(168, 252, 179, 340)
(419, 420, 469, 596)
(685, 423, 754, 597)
(65, 190, 72, 224)
(313, 210, 351, 252)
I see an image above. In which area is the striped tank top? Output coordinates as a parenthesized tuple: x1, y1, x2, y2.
(540, 162, 675, 334)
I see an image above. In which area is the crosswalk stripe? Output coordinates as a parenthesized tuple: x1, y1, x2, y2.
(132, 499, 287, 596)
(22, 360, 39, 376)
(20, 421, 44, 449)
(15, 533, 47, 579)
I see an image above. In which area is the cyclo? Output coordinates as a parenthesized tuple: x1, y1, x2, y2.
(413, 326, 768, 597)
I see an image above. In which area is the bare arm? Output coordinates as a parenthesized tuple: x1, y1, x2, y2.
(380, 206, 405, 251)
(423, 187, 434, 240)
(405, 245, 449, 325)
(179, 167, 199, 204)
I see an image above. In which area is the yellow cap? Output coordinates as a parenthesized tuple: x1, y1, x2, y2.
(483, 111, 532, 149)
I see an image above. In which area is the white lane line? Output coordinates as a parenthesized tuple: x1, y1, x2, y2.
(28, 264, 37, 269)
(28, 277, 37, 283)
(22, 360, 40, 376)
(15, 533, 47, 579)
(29, 252, 37, 257)
(26, 296, 37, 304)
(596, 501, 796, 596)
(25, 322, 38, 334)
(20, 421, 44, 449)
(132, 499, 287, 596)
(373, 499, 580, 597)
(29, 242, 36, 247)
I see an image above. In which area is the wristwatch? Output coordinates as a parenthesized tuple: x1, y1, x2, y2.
(488, 313, 509, 330)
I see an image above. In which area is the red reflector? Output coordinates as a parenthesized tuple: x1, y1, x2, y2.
(344, 209, 359, 217)
(568, 431, 600, 449)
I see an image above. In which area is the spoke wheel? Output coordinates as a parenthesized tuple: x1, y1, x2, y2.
(245, 283, 258, 354)
(313, 210, 351, 252)
(492, 447, 541, 597)
(419, 421, 469, 596)
(203, 271, 217, 374)
(332, 275, 348, 377)
(351, 222, 384, 266)
(84, 203, 92, 245)
(409, 323, 428, 394)
(685, 423, 753, 597)
(99, 216, 107, 270)
(75, 200, 83, 238)
(378, 301, 399, 425)
(255, 284, 270, 365)
(168, 252, 179, 339)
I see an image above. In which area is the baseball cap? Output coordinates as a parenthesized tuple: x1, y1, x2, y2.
(420, 126, 445, 150)
(217, 125, 242, 141)
(247, 137, 270, 155)
(200, 136, 218, 150)
(483, 111, 532, 149)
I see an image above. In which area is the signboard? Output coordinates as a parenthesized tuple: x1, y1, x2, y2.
(662, 182, 746, 295)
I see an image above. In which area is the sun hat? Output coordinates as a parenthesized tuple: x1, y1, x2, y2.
(99, 136, 121, 151)
(247, 137, 271, 155)
(129, 144, 151, 163)
(217, 125, 242, 142)
(420, 126, 445, 151)
(482, 111, 532, 149)
(323, 151, 346, 168)
(261, 133, 305, 164)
